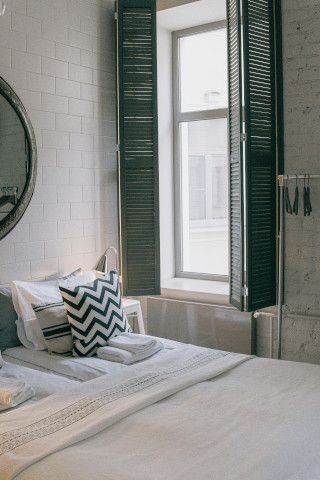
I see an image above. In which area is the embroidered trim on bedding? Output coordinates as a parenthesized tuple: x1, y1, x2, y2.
(0, 350, 232, 455)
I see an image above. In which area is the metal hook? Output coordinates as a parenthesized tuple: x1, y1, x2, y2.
(285, 175, 293, 215)
(293, 175, 299, 215)
(0, 1, 6, 16)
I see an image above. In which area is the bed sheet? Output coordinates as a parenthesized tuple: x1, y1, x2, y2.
(3, 338, 181, 382)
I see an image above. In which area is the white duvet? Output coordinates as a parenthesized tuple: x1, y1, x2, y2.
(2, 346, 320, 480)
(0, 345, 248, 479)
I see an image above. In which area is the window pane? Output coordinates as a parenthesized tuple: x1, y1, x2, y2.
(189, 156, 206, 220)
(179, 28, 228, 112)
(180, 118, 229, 276)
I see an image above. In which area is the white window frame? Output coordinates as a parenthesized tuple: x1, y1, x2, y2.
(173, 20, 229, 282)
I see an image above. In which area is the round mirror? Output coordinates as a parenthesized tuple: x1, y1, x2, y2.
(0, 77, 37, 240)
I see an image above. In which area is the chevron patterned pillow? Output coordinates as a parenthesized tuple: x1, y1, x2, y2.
(59, 271, 131, 357)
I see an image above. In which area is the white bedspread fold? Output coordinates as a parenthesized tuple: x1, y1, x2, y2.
(0, 346, 250, 480)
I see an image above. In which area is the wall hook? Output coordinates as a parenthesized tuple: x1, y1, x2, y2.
(0, 1, 6, 16)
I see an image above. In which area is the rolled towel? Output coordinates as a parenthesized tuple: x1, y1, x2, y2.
(108, 333, 158, 354)
(97, 341, 164, 365)
(0, 377, 35, 411)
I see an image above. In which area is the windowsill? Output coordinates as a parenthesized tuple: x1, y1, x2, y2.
(161, 277, 230, 306)
(253, 306, 278, 318)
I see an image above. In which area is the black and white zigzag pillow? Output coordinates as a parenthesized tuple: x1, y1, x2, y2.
(59, 271, 131, 357)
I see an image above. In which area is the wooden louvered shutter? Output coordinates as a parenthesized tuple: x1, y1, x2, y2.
(227, 0, 244, 310)
(117, 0, 160, 296)
(228, 0, 282, 311)
(243, 0, 280, 311)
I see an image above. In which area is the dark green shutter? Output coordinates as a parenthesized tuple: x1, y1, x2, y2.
(117, 0, 160, 296)
(228, 0, 282, 311)
(243, 0, 279, 311)
(227, 0, 244, 310)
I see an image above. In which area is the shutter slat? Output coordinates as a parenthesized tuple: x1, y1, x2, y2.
(118, 0, 160, 296)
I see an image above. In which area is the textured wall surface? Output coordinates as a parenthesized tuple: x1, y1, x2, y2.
(283, 0, 320, 313)
(0, 0, 117, 283)
(257, 0, 320, 363)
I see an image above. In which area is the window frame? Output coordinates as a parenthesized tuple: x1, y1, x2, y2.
(172, 20, 229, 283)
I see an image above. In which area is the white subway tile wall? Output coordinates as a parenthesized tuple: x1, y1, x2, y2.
(0, 0, 117, 283)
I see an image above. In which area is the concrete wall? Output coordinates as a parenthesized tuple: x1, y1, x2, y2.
(283, 0, 320, 314)
(0, 0, 117, 283)
(256, 0, 320, 363)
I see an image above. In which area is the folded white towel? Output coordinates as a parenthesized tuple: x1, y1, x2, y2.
(0, 377, 34, 411)
(97, 341, 164, 365)
(108, 333, 158, 354)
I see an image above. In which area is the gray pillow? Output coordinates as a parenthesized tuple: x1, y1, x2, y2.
(0, 287, 21, 350)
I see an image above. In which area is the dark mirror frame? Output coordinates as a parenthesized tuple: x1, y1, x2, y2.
(0, 76, 37, 241)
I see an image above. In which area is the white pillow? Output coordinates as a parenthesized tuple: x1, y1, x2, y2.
(16, 318, 36, 350)
(11, 271, 96, 351)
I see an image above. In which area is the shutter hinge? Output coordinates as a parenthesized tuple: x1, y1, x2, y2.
(116, 143, 120, 152)
(240, 133, 247, 142)
(242, 286, 249, 297)
(114, 11, 118, 21)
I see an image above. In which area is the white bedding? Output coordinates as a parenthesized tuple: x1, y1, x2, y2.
(3, 340, 179, 382)
(0, 378, 34, 412)
(0, 362, 77, 406)
(8, 355, 320, 480)
(2, 345, 320, 480)
(0, 345, 248, 479)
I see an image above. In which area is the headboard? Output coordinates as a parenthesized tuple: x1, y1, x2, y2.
(0, 286, 21, 351)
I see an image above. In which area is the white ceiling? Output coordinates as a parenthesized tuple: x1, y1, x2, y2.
(157, 0, 226, 31)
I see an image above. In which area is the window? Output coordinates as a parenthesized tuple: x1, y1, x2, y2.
(173, 23, 229, 280)
(117, 0, 282, 311)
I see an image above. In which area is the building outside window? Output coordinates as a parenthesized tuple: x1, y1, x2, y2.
(173, 22, 229, 280)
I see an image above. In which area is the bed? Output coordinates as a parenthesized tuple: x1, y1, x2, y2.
(2, 342, 320, 480)
(1, 276, 320, 480)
